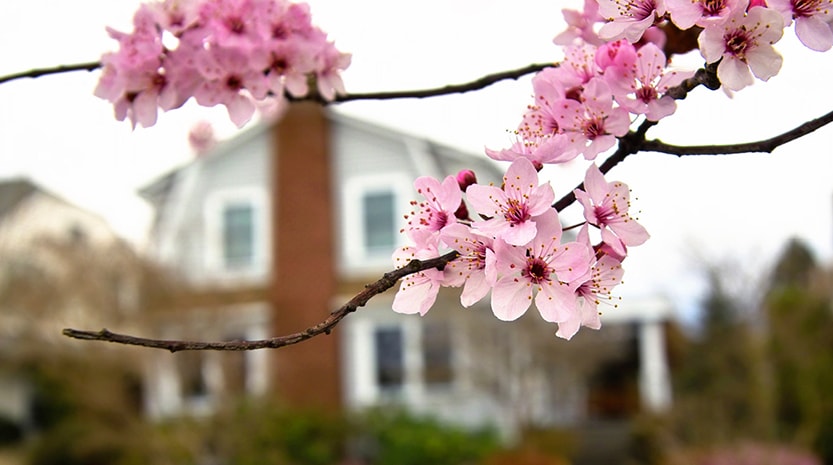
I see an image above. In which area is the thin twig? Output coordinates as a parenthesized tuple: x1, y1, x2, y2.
(641, 108, 833, 156)
(0, 60, 553, 101)
(330, 63, 554, 102)
(63, 251, 459, 352)
(0, 61, 102, 85)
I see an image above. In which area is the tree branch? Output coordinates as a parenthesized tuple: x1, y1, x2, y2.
(641, 108, 833, 156)
(62, 251, 459, 352)
(0, 60, 553, 101)
(0, 61, 102, 85)
(330, 63, 554, 102)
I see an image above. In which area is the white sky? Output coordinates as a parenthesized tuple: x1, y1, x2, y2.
(2, 1, 832, 321)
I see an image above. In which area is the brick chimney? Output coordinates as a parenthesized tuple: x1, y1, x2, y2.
(270, 102, 341, 409)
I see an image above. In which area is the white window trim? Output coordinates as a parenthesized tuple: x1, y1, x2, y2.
(204, 186, 270, 281)
(340, 174, 411, 271)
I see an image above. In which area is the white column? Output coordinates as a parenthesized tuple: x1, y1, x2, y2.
(638, 320, 671, 411)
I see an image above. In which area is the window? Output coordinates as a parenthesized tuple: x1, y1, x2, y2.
(204, 187, 268, 277)
(374, 326, 404, 391)
(176, 351, 208, 399)
(222, 203, 254, 269)
(362, 190, 396, 253)
(422, 322, 454, 386)
(341, 175, 410, 268)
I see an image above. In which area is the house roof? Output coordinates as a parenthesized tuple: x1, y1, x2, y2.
(0, 178, 39, 221)
(138, 108, 504, 202)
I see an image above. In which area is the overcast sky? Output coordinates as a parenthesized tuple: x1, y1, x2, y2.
(2, 1, 832, 321)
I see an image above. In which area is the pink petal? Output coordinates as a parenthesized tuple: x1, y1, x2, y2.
(491, 277, 533, 321)
(796, 16, 833, 51)
(582, 163, 608, 204)
(466, 184, 505, 217)
(460, 273, 491, 307)
(500, 219, 537, 246)
(536, 282, 576, 323)
(746, 46, 783, 82)
(609, 216, 650, 246)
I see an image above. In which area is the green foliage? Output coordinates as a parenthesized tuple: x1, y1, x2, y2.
(355, 408, 500, 465)
(212, 401, 347, 465)
(766, 280, 833, 460)
(670, 267, 773, 444)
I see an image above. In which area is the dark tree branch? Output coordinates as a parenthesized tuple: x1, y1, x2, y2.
(0, 61, 102, 85)
(642, 108, 833, 156)
(0, 60, 553, 101)
(56, 59, 833, 352)
(329, 63, 554, 102)
(63, 251, 459, 352)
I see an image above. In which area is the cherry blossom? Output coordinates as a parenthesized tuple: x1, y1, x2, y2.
(698, 5, 784, 91)
(594, 39, 639, 72)
(574, 163, 649, 257)
(554, 0, 606, 46)
(440, 223, 497, 307)
(604, 42, 694, 121)
(98, 0, 349, 128)
(558, 226, 625, 339)
(489, 209, 592, 323)
(403, 174, 462, 237)
(467, 159, 555, 246)
(598, 0, 668, 43)
(485, 134, 578, 169)
(768, 0, 833, 51)
(391, 230, 463, 316)
(666, 0, 746, 29)
(553, 78, 631, 160)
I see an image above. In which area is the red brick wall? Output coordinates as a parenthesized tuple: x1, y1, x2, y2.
(270, 102, 341, 409)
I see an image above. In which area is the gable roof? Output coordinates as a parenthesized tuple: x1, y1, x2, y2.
(139, 108, 503, 203)
(0, 178, 39, 220)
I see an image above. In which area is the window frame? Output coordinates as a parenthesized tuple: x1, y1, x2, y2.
(204, 186, 269, 278)
(341, 174, 411, 269)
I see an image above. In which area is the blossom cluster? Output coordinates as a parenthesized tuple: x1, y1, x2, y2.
(392, 0, 833, 339)
(95, 0, 350, 128)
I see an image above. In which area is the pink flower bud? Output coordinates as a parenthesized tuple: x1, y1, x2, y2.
(456, 169, 477, 190)
(454, 201, 470, 221)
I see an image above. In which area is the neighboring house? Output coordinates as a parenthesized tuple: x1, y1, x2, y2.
(0, 178, 136, 435)
(138, 103, 674, 437)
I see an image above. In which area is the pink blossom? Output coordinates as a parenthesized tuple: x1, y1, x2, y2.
(440, 223, 497, 307)
(553, 79, 631, 160)
(768, 0, 833, 51)
(555, 225, 627, 339)
(392, 231, 463, 316)
(489, 210, 592, 323)
(94, 5, 168, 128)
(698, 5, 784, 91)
(550, 43, 600, 95)
(574, 164, 649, 257)
(485, 134, 578, 168)
(188, 120, 217, 154)
(404, 175, 462, 235)
(193, 46, 269, 127)
(594, 39, 638, 72)
(666, 0, 746, 29)
(604, 42, 695, 121)
(554, 0, 605, 46)
(598, 0, 668, 43)
(97, 0, 350, 128)
(518, 68, 568, 140)
(467, 159, 555, 246)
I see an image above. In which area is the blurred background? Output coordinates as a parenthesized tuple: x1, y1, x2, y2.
(2, 1, 833, 464)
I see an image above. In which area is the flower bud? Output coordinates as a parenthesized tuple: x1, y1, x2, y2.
(456, 169, 477, 190)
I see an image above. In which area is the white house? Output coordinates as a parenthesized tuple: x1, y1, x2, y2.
(137, 103, 675, 437)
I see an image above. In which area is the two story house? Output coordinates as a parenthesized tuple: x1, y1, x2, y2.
(138, 103, 674, 436)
